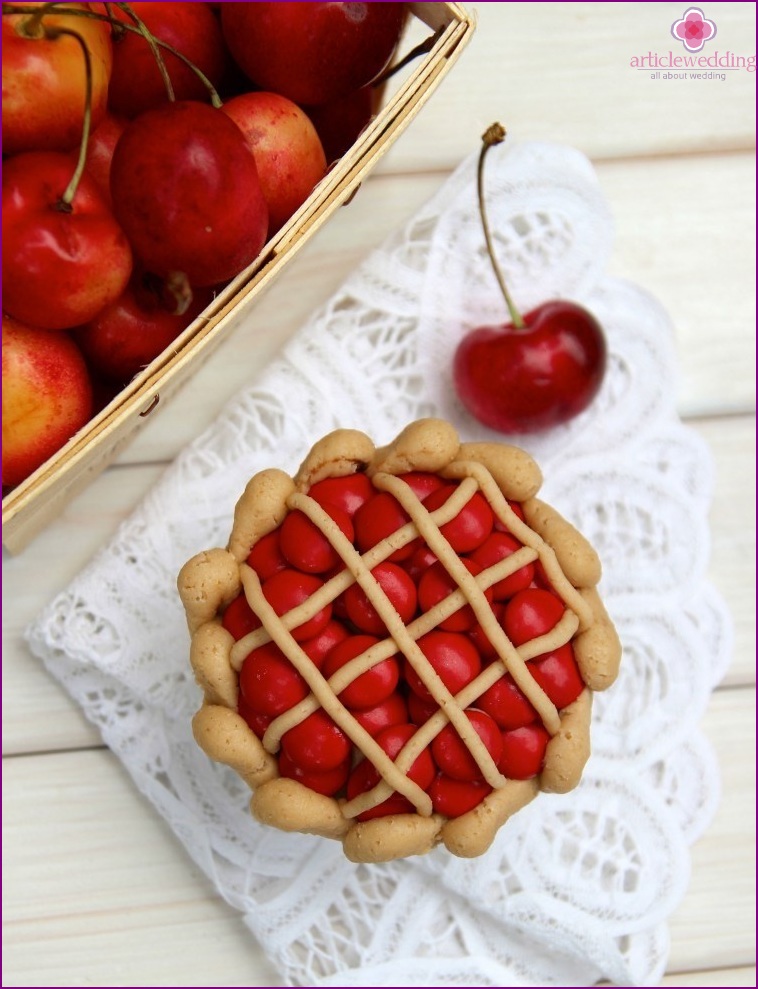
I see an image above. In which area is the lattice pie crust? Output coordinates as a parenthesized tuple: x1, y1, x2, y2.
(178, 419, 621, 862)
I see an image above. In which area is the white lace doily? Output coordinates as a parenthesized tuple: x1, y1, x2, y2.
(26, 141, 733, 988)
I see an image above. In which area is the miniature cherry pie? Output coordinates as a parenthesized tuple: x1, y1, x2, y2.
(178, 419, 621, 862)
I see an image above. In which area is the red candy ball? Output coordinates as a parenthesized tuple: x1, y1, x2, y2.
(322, 634, 399, 710)
(406, 631, 481, 703)
(351, 692, 408, 737)
(347, 723, 435, 821)
(281, 709, 351, 772)
(429, 774, 492, 818)
(239, 641, 309, 717)
(477, 670, 538, 730)
(423, 483, 494, 553)
(261, 569, 332, 641)
(417, 558, 493, 632)
(499, 723, 550, 779)
(300, 619, 351, 671)
(470, 531, 535, 600)
(354, 491, 417, 561)
(279, 505, 354, 573)
(247, 530, 288, 581)
(431, 708, 503, 781)
(278, 749, 349, 796)
(222, 593, 261, 640)
(529, 643, 584, 710)
(503, 588, 565, 646)
(308, 473, 374, 517)
(342, 561, 417, 635)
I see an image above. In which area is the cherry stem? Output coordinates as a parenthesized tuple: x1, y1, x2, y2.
(478, 123, 525, 329)
(34, 24, 93, 211)
(112, 1, 174, 102)
(3, 2, 223, 108)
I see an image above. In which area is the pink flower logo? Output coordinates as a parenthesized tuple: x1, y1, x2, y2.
(671, 7, 717, 52)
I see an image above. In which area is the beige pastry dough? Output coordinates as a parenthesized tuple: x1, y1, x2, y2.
(178, 418, 622, 862)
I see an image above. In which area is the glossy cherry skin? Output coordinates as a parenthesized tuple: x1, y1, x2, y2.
(453, 301, 606, 433)
(220, 2, 407, 106)
(2, 152, 132, 330)
(110, 101, 268, 286)
(2, 2, 113, 155)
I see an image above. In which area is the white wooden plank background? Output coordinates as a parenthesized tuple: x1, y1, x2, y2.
(3, 3, 755, 986)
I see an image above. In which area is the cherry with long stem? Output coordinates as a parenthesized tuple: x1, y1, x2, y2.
(477, 123, 525, 330)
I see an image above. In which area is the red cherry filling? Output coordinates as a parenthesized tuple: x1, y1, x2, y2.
(417, 558, 493, 632)
(278, 749, 350, 797)
(431, 708, 502, 781)
(246, 529, 288, 580)
(499, 724, 550, 779)
(405, 631, 482, 704)
(279, 504, 354, 573)
(354, 491, 418, 561)
(239, 642, 308, 717)
(308, 472, 374, 517)
(422, 484, 494, 553)
(234, 473, 584, 819)
(470, 532, 535, 600)
(223, 593, 262, 639)
(261, 569, 332, 640)
(322, 634, 400, 709)
(503, 587, 565, 645)
(342, 561, 417, 635)
(347, 723, 436, 821)
(281, 709, 351, 772)
(429, 775, 492, 817)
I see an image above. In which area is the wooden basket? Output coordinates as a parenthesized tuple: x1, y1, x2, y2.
(2, 2, 475, 553)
